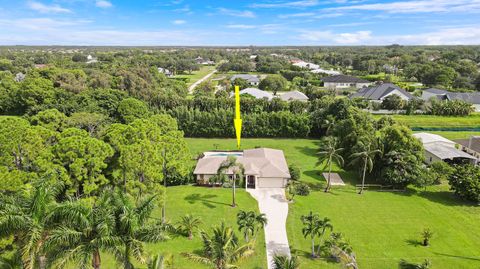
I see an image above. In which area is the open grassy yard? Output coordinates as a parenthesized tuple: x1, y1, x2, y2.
(187, 138, 480, 269)
(413, 131, 480, 140)
(174, 65, 216, 86)
(373, 114, 480, 129)
(98, 186, 266, 269)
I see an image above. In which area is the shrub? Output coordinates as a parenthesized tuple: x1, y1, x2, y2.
(294, 182, 310, 196)
(288, 164, 301, 181)
(447, 164, 480, 203)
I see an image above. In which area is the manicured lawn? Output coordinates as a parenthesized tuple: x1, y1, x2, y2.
(372, 114, 480, 129)
(175, 65, 216, 86)
(100, 186, 266, 269)
(413, 131, 480, 140)
(187, 138, 480, 269)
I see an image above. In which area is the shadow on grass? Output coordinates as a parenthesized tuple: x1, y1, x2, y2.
(433, 252, 480, 261)
(417, 190, 479, 207)
(184, 193, 231, 208)
(405, 239, 422, 247)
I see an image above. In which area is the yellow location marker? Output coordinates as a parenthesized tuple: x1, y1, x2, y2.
(234, 85, 242, 149)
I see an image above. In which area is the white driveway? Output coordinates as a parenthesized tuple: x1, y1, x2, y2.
(247, 188, 290, 269)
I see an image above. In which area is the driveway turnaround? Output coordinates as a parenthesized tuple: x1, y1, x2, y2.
(247, 188, 290, 269)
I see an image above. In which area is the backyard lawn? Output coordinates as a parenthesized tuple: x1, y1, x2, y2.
(174, 65, 216, 86)
(372, 114, 480, 129)
(187, 138, 480, 269)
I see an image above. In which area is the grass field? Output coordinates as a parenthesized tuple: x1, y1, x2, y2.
(413, 131, 480, 140)
(373, 114, 480, 129)
(186, 138, 480, 269)
(174, 65, 216, 86)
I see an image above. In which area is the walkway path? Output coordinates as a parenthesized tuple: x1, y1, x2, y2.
(187, 69, 217, 93)
(247, 188, 291, 269)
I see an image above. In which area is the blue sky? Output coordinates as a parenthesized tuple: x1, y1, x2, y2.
(0, 0, 479, 45)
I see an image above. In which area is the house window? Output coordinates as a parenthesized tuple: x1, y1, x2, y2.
(429, 157, 432, 162)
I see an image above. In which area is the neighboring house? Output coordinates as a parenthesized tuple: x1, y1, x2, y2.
(350, 83, 414, 102)
(195, 56, 215, 65)
(454, 136, 480, 160)
(231, 88, 273, 100)
(14, 72, 25, 82)
(230, 74, 260, 86)
(292, 61, 319, 70)
(279, 90, 309, 102)
(421, 88, 480, 112)
(413, 132, 476, 164)
(194, 148, 291, 189)
(322, 75, 371, 89)
(158, 67, 173, 77)
(311, 68, 341, 76)
(86, 55, 98, 64)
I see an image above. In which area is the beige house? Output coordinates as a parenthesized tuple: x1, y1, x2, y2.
(194, 148, 290, 189)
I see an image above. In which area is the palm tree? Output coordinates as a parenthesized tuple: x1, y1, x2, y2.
(315, 218, 333, 255)
(110, 190, 170, 269)
(300, 211, 322, 258)
(272, 254, 300, 269)
(0, 180, 61, 269)
(147, 254, 173, 269)
(422, 228, 433, 246)
(177, 214, 202, 240)
(318, 137, 344, 192)
(217, 156, 245, 207)
(237, 210, 267, 242)
(44, 191, 121, 269)
(349, 140, 380, 194)
(182, 223, 254, 269)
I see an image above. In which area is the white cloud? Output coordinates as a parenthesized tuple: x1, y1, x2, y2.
(172, 19, 186, 25)
(251, 0, 319, 8)
(0, 18, 91, 30)
(298, 30, 372, 44)
(278, 12, 315, 18)
(226, 24, 257, 29)
(330, 0, 480, 13)
(27, 1, 72, 14)
(218, 8, 256, 18)
(95, 0, 113, 8)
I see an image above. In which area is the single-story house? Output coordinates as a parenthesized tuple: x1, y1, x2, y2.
(311, 68, 341, 76)
(194, 148, 291, 189)
(158, 67, 173, 77)
(454, 136, 480, 161)
(421, 88, 480, 112)
(322, 75, 372, 89)
(292, 61, 320, 70)
(230, 74, 260, 86)
(413, 132, 476, 164)
(231, 88, 273, 100)
(279, 90, 309, 102)
(350, 83, 414, 102)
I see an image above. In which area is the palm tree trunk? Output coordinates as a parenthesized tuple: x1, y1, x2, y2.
(92, 249, 101, 269)
(359, 157, 367, 194)
(162, 148, 167, 223)
(311, 238, 315, 258)
(232, 174, 236, 207)
(324, 160, 332, 192)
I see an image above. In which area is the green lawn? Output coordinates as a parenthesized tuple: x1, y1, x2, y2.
(100, 186, 266, 269)
(187, 138, 480, 269)
(413, 131, 480, 140)
(174, 65, 216, 86)
(372, 114, 480, 129)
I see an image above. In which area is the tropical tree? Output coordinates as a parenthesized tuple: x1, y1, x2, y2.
(44, 191, 121, 269)
(0, 180, 61, 269)
(272, 254, 300, 269)
(237, 210, 267, 242)
(318, 137, 344, 192)
(315, 218, 333, 255)
(421, 228, 433, 246)
(110, 190, 170, 269)
(300, 211, 322, 258)
(177, 214, 202, 240)
(349, 140, 381, 194)
(147, 254, 174, 269)
(217, 156, 245, 207)
(182, 223, 254, 269)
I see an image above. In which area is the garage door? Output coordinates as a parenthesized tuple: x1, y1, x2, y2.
(257, 177, 286, 188)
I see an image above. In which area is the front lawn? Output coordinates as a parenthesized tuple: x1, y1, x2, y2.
(187, 138, 480, 269)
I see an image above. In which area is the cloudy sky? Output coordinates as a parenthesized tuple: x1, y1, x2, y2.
(0, 0, 480, 45)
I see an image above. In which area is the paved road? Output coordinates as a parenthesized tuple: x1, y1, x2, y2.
(247, 188, 291, 269)
(187, 69, 217, 94)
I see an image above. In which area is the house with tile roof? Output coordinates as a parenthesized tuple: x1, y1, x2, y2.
(350, 83, 414, 102)
(230, 74, 260, 86)
(279, 90, 309, 102)
(194, 148, 291, 189)
(421, 88, 480, 111)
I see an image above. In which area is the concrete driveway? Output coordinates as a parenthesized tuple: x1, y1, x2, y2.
(247, 188, 290, 269)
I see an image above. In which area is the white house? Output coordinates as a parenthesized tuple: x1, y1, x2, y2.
(230, 74, 260, 86)
(279, 90, 309, 102)
(413, 132, 476, 164)
(322, 75, 371, 89)
(421, 88, 480, 112)
(292, 61, 320, 70)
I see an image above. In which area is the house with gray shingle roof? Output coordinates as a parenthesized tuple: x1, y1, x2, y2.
(231, 88, 273, 100)
(230, 74, 260, 86)
(350, 83, 414, 102)
(322, 75, 371, 89)
(279, 90, 309, 102)
(194, 148, 291, 189)
(421, 88, 480, 111)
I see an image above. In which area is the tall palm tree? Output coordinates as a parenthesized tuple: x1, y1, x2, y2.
(217, 156, 245, 207)
(318, 137, 344, 192)
(177, 214, 202, 240)
(315, 218, 333, 255)
(349, 140, 380, 194)
(110, 190, 170, 269)
(237, 210, 267, 242)
(44, 191, 121, 269)
(300, 211, 322, 258)
(0, 180, 61, 269)
(182, 223, 254, 269)
(147, 254, 173, 269)
(272, 255, 300, 269)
